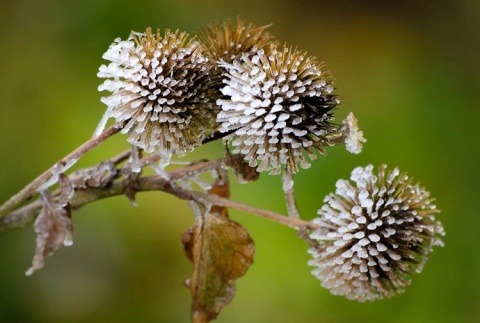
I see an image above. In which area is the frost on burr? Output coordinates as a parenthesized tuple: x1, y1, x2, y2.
(306, 164, 444, 301)
(97, 28, 219, 156)
(217, 44, 341, 175)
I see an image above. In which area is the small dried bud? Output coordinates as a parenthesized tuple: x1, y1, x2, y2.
(342, 112, 366, 154)
(217, 44, 341, 175)
(306, 164, 444, 301)
(97, 28, 219, 156)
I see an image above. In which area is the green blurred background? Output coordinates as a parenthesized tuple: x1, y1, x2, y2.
(0, 0, 478, 322)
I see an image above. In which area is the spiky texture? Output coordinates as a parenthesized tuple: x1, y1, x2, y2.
(307, 164, 444, 301)
(198, 17, 276, 63)
(97, 28, 219, 155)
(217, 44, 340, 174)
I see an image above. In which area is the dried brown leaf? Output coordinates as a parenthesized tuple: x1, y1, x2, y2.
(85, 160, 117, 188)
(123, 170, 141, 206)
(69, 160, 117, 189)
(183, 175, 253, 322)
(181, 165, 254, 321)
(225, 149, 259, 183)
(183, 209, 255, 322)
(26, 174, 74, 276)
(58, 173, 75, 204)
(206, 173, 230, 218)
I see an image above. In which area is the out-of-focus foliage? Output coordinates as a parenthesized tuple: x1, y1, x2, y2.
(0, 1, 478, 322)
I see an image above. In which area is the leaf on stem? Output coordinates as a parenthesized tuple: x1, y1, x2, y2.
(224, 149, 260, 183)
(182, 178, 255, 322)
(83, 160, 117, 188)
(26, 174, 74, 276)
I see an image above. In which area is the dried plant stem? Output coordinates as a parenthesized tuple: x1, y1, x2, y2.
(282, 167, 300, 218)
(0, 125, 122, 220)
(0, 159, 315, 233)
(188, 190, 313, 230)
(110, 149, 132, 165)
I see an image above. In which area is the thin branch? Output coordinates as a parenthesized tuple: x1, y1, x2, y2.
(0, 159, 315, 232)
(282, 167, 300, 218)
(141, 174, 316, 230)
(0, 125, 122, 220)
(168, 159, 224, 182)
(110, 149, 132, 165)
(188, 190, 313, 230)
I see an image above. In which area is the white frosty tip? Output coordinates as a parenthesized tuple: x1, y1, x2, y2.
(63, 233, 74, 246)
(342, 112, 366, 154)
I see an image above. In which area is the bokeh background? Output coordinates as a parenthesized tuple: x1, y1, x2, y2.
(0, 0, 478, 322)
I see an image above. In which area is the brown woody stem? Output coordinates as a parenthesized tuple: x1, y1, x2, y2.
(0, 159, 315, 232)
(0, 125, 122, 220)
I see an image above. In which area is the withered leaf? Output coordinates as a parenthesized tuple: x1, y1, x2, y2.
(84, 160, 117, 188)
(26, 174, 74, 276)
(181, 165, 255, 322)
(183, 209, 255, 322)
(206, 173, 230, 218)
(69, 160, 117, 189)
(58, 173, 75, 204)
(123, 169, 141, 206)
(224, 149, 260, 183)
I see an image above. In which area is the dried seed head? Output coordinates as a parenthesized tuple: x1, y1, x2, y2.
(198, 17, 276, 63)
(306, 164, 444, 301)
(97, 28, 219, 155)
(217, 44, 341, 175)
